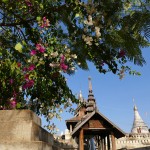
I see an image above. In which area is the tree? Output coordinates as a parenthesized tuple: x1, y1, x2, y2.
(0, 0, 150, 131)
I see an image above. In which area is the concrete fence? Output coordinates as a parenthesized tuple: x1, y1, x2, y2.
(0, 110, 76, 150)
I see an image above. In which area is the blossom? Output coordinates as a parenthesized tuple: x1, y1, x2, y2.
(36, 44, 45, 53)
(118, 50, 126, 58)
(71, 54, 77, 59)
(25, 0, 32, 7)
(60, 55, 65, 62)
(30, 50, 37, 56)
(49, 63, 59, 67)
(95, 26, 101, 38)
(10, 100, 17, 109)
(17, 62, 21, 67)
(40, 17, 50, 28)
(51, 51, 58, 57)
(84, 15, 93, 26)
(82, 34, 93, 45)
(22, 79, 34, 89)
(28, 64, 35, 71)
(9, 79, 14, 84)
(24, 74, 29, 81)
(23, 67, 28, 72)
(13, 91, 17, 98)
(60, 63, 68, 71)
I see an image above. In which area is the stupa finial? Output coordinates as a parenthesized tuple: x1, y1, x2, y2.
(88, 76, 93, 94)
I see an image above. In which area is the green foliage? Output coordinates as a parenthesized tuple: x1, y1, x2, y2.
(0, 0, 150, 132)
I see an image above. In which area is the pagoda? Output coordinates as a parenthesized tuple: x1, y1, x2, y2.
(116, 104, 150, 149)
(66, 77, 125, 150)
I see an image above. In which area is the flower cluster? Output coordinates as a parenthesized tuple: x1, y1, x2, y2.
(82, 34, 93, 45)
(8, 91, 17, 109)
(95, 26, 101, 38)
(60, 55, 68, 72)
(84, 15, 93, 26)
(38, 17, 50, 28)
(118, 50, 126, 58)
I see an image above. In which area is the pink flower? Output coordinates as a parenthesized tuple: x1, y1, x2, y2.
(36, 44, 45, 53)
(118, 50, 126, 58)
(23, 67, 28, 72)
(22, 80, 34, 89)
(60, 55, 65, 62)
(17, 62, 21, 67)
(28, 64, 35, 71)
(43, 17, 47, 21)
(9, 79, 14, 84)
(13, 91, 17, 98)
(10, 100, 17, 108)
(24, 74, 29, 81)
(40, 17, 50, 28)
(25, 0, 32, 7)
(60, 63, 68, 71)
(30, 50, 37, 56)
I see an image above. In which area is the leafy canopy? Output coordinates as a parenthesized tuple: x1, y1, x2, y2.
(0, 0, 150, 131)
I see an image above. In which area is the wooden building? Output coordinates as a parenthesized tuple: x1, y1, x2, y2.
(66, 77, 125, 150)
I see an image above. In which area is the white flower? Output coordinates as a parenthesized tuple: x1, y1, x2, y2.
(82, 34, 93, 45)
(71, 54, 77, 59)
(19, 86, 22, 92)
(48, 113, 54, 119)
(27, 59, 31, 63)
(95, 26, 101, 38)
(51, 51, 58, 57)
(44, 53, 48, 57)
(66, 48, 70, 53)
(83, 15, 93, 26)
(49, 63, 59, 67)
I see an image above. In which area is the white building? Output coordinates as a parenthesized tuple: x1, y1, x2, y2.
(116, 105, 150, 149)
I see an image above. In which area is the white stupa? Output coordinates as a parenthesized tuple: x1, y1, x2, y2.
(131, 105, 149, 134)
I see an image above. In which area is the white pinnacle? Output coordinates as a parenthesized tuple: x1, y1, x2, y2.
(131, 105, 149, 134)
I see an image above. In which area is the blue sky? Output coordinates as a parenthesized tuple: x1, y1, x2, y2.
(42, 47, 150, 134)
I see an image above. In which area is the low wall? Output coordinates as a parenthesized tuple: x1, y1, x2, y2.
(0, 110, 75, 150)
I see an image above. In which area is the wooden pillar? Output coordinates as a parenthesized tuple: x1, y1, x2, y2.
(111, 132, 116, 150)
(79, 128, 84, 150)
(101, 136, 104, 150)
(107, 135, 110, 150)
(98, 136, 101, 150)
(70, 124, 72, 132)
(104, 136, 106, 150)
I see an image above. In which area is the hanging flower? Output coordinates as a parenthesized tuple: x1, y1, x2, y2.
(25, 0, 32, 7)
(40, 17, 50, 28)
(30, 50, 37, 56)
(17, 62, 21, 68)
(118, 50, 126, 58)
(10, 99, 17, 109)
(60, 63, 68, 71)
(24, 74, 29, 81)
(36, 44, 45, 53)
(22, 79, 34, 89)
(23, 67, 28, 72)
(28, 64, 36, 71)
(9, 79, 14, 84)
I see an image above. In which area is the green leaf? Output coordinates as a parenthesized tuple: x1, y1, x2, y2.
(40, 4, 44, 9)
(16, 102, 21, 109)
(15, 43, 23, 53)
(36, 16, 41, 21)
(2, 0, 8, 3)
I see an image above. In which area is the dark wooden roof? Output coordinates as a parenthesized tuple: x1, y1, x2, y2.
(71, 110, 126, 139)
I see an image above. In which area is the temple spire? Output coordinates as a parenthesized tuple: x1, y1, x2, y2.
(78, 90, 83, 103)
(88, 76, 93, 94)
(86, 77, 96, 114)
(131, 104, 149, 134)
